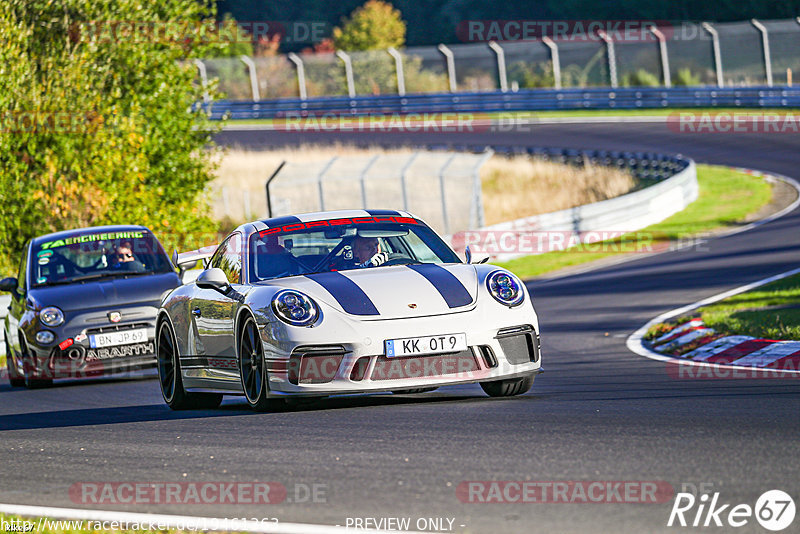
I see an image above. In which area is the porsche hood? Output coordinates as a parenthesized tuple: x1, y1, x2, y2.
(266, 264, 478, 320)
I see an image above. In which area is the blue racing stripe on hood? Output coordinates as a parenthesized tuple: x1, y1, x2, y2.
(406, 264, 473, 308)
(305, 271, 380, 316)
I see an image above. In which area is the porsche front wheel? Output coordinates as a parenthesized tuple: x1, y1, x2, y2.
(239, 316, 274, 412)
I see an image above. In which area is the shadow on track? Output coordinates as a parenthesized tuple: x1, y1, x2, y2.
(0, 393, 487, 431)
(0, 374, 158, 393)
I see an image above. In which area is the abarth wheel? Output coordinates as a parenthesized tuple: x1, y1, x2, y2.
(5, 333, 25, 388)
(20, 337, 52, 389)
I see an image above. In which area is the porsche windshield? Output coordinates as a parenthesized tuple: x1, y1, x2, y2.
(249, 217, 461, 281)
(31, 230, 173, 287)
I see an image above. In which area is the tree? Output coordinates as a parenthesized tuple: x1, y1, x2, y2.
(0, 0, 222, 274)
(333, 0, 406, 51)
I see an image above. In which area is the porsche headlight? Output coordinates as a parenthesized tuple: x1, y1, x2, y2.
(272, 290, 319, 326)
(486, 271, 525, 307)
(40, 306, 65, 327)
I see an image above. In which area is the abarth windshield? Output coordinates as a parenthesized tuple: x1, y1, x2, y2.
(31, 230, 173, 287)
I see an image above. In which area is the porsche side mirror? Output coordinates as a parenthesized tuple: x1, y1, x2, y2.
(465, 246, 473, 264)
(196, 268, 229, 293)
(0, 277, 18, 293)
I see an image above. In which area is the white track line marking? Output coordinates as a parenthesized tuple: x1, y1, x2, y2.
(0, 503, 421, 534)
(627, 266, 800, 374)
(732, 342, 800, 367)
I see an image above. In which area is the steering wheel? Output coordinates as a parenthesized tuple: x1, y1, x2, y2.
(312, 240, 350, 273)
(47, 253, 85, 277)
(382, 255, 417, 266)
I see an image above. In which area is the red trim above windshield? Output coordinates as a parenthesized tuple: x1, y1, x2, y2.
(258, 217, 420, 238)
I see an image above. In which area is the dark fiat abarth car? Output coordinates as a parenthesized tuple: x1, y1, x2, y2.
(1, 225, 180, 387)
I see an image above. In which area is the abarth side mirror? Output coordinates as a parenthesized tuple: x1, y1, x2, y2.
(0, 277, 18, 293)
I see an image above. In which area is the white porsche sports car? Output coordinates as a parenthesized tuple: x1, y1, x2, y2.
(157, 210, 542, 410)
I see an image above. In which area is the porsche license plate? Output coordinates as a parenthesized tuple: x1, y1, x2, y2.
(89, 328, 148, 348)
(385, 333, 467, 357)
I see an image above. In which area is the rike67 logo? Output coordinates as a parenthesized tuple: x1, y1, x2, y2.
(668, 490, 795, 531)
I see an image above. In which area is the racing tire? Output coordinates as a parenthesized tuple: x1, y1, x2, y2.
(5, 333, 25, 388)
(20, 337, 52, 389)
(239, 316, 275, 412)
(480, 374, 535, 397)
(157, 320, 222, 410)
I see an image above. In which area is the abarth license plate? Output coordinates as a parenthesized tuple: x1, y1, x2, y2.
(89, 328, 148, 348)
(385, 333, 467, 358)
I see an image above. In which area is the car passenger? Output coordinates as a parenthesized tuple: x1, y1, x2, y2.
(256, 235, 300, 278)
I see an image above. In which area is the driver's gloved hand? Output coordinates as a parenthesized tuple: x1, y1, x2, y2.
(359, 251, 389, 268)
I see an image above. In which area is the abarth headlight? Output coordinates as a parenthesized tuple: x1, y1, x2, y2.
(40, 306, 65, 327)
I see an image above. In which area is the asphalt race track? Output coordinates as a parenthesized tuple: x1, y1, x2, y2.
(1, 121, 799, 533)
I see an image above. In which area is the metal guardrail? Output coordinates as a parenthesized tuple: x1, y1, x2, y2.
(462, 159, 698, 261)
(307, 143, 694, 260)
(204, 86, 800, 120)
(339, 142, 690, 182)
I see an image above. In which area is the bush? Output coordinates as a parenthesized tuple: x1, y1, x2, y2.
(0, 0, 224, 275)
(508, 61, 555, 89)
(674, 68, 701, 86)
(621, 69, 661, 87)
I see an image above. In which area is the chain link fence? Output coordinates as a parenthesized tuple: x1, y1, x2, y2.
(213, 150, 492, 238)
(196, 19, 800, 100)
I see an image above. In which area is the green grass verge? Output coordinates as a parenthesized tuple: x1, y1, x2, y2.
(225, 108, 800, 125)
(497, 164, 773, 278)
(694, 273, 800, 340)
